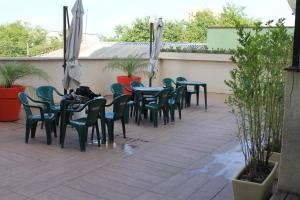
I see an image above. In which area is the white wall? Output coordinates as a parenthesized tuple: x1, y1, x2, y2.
(159, 53, 234, 93)
(0, 53, 235, 99)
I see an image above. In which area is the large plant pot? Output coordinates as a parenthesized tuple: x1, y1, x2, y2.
(0, 86, 25, 121)
(264, 151, 281, 178)
(116, 76, 141, 95)
(232, 162, 278, 200)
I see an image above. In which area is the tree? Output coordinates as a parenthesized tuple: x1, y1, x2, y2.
(162, 20, 187, 42)
(0, 21, 62, 57)
(110, 4, 257, 42)
(115, 17, 150, 42)
(114, 17, 187, 42)
(186, 9, 217, 42)
(218, 3, 256, 27)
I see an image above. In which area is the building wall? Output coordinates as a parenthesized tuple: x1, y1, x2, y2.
(207, 27, 294, 50)
(0, 53, 234, 101)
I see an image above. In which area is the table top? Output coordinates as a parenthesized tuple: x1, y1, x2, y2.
(176, 81, 206, 86)
(132, 86, 165, 92)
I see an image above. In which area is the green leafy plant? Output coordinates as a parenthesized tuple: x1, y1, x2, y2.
(161, 46, 235, 54)
(225, 19, 292, 182)
(0, 62, 49, 88)
(104, 54, 148, 77)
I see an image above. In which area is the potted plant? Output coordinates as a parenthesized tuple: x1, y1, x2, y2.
(104, 54, 148, 94)
(0, 62, 49, 121)
(225, 19, 291, 200)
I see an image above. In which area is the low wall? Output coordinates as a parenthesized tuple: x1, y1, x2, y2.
(0, 53, 235, 99)
(159, 53, 233, 94)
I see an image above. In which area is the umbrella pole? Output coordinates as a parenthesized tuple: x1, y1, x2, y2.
(63, 6, 68, 94)
(149, 22, 154, 87)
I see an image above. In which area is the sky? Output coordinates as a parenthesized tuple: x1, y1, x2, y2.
(0, 0, 295, 37)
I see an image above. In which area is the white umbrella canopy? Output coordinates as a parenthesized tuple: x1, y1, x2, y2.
(62, 0, 84, 90)
(149, 18, 163, 74)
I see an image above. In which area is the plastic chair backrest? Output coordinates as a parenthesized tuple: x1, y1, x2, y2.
(176, 77, 187, 82)
(18, 92, 32, 116)
(110, 83, 125, 97)
(36, 86, 55, 105)
(130, 81, 144, 88)
(112, 94, 130, 119)
(86, 97, 106, 125)
(162, 78, 175, 88)
(157, 88, 170, 108)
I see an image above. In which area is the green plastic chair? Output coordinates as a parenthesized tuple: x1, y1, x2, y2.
(18, 92, 57, 145)
(105, 94, 131, 142)
(169, 86, 185, 122)
(36, 86, 64, 125)
(130, 81, 144, 88)
(110, 83, 129, 98)
(110, 83, 135, 123)
(145, 88, 170, 128)
(176, 76, 196, 107)
(162, 78, 176, 91)
(67, 97, 106, 151)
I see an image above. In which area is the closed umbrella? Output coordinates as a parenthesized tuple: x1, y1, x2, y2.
(149, 18, 163, 86)
(62, 0, 84, 90)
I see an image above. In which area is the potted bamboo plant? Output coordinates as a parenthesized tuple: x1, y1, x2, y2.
(0, 62, 49, 121)
(225, 19, 291, 200)
(104, 54, 148, 94)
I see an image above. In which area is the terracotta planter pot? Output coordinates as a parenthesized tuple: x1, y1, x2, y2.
(0, 85, 25, 121)
(116, 76, 141, 95)
(232, 162, 278, 200)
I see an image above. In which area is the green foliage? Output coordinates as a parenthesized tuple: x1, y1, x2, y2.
(162, 20, 187, 42)
(186, 9, 217, 42)
(115, 17, 151, 42)
(225, 19, 292, 182)
(0, 62, 49, 88)
(104, 54, 148, 77)
(111, 4, 257, 42)
(161, 46, 235, 54)
(218, 3, 255, 27)
(0, 21, 63, 57)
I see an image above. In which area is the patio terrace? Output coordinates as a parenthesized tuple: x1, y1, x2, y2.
(0, 93, 242, 200)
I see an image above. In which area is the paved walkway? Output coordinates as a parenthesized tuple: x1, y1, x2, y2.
(0, 93, 242, 200)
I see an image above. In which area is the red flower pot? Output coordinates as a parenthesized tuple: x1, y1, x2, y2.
(0, 85, 25, 121)
(116, 76, 141, 95)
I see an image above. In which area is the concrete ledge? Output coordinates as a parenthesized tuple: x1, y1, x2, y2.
(159, 52, 232, 62)
(0, 53, 232, 62)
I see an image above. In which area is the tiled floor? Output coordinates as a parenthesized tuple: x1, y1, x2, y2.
(0, 93, 243, 200)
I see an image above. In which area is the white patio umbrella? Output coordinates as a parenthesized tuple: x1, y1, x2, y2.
(149, 18, 163, 76)
(62, 0, 84, 90)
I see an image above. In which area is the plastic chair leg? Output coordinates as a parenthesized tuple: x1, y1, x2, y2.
(85, 127, 89, 143)
(55, 113, 60, 126)
(178, 104, 182, 120)
(170, 106, 175, 122)
(31, 122, 38, 138)
(124, 105, 130, 124)
(44, 120, 52, 145)
(106, 120, 114, 142)
(163, 109, 167, 125)
(186, 93, 191, 107)
(152, 110, 158, 128)
(25, 120, 30, 143)
(100, 119, 106, 144)
(77, 127, 86, 152)
(52, 120, 57, 137)
(121, 118, 126, 138)
(91, 125, 95, 141)
(95, 122, 101, 147)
